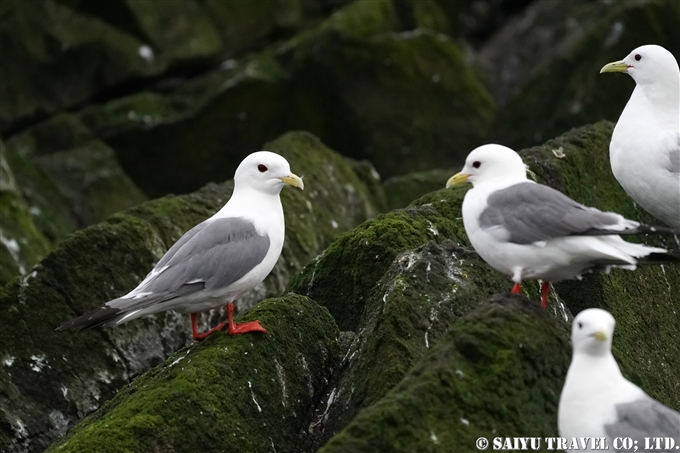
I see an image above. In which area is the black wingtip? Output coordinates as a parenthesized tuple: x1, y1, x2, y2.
(56, 306, 121, 332)
(580, 224, 679, 237)
(638, 252, 680, 266)
(634, 224, 679, 236)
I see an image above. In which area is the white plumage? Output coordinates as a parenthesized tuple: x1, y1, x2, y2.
(601, 44, 680, 230)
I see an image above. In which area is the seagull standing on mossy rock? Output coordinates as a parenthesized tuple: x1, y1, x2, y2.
(57, 151, 304, 341)
(446, 144, 678, 308)
(600, 44, 680, 230)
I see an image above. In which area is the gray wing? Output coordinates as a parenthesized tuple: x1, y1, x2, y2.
(57, 217, 270, 330)
(114, 217, 270, 304)
(479, 182, 632, 244)
(605, 397, 680, 450)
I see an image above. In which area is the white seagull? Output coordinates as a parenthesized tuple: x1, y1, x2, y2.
(58, 151, 304, 340)
(558, 308, 680, 448)
(446, 144, 677, 308)
(600, 44, 680, 230)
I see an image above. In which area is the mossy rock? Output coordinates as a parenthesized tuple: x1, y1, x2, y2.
(0, 0, 332, 130)
(77, 0, 490, 197)
(319, 294, 572, 452)
(0, 143, 52, 286)
(486, 0, 680, 148)
(382, 168, 454, 210)
(287, 187, 564, 448)
(0, 131, 384, 452)
(46, 294, 341, 453)
(2, 117, 148, 284)
(284, 28, 494, 178)
(0, 0, 166, 131)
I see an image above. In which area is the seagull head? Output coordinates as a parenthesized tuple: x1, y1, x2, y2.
(571, 308, 615, 357)
(234, 151, 304, 195)
(446, 144, 527, 189)
(600, 44, 679, 87)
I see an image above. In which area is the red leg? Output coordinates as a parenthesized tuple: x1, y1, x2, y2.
(227, 302, 266, 335)
(190, 312, 226, 341)
(511, 282, 522, 294)
(540, 281, 550, 309)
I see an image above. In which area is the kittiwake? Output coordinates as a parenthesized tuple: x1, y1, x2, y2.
(57, 151, 304, 340)
(600, 44, 680, 230)
(446, 144, 678, 308)
(558, 308, 680, 450)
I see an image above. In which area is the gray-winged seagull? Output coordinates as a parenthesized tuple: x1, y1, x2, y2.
(601, 44, 680, 230)
(559, 308, 680, 447)
(58, 151, 304, 340)
(446, 144, 677, 308)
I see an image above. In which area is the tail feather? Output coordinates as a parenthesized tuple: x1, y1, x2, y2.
(56, 305, 122, 331)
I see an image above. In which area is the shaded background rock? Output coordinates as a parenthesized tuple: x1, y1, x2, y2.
(484, 0, 680, 148)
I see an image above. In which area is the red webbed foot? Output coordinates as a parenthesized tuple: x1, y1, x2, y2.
(226, 302, 266, 335)
(511, 282, 522, 294)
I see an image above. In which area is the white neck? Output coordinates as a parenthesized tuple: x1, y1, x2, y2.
(624, 77, 680, 131)
(212, 186, 285, 236)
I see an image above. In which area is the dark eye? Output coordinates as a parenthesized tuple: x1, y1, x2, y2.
(257, 164, 268, 173)
(634, 54, 641, 61)
(577, 322, 583, 329)
(472, 161, 481, 169)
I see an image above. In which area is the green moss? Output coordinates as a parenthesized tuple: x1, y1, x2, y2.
(285, 28, 495, 178)
(4, 138, 79, 243)
(47, 295, 340, 453)
(0, 144, 53, 285)
(80, 92, 195, 139)
(0, 0, 166, 129)
(320, 295, 572, 452)
(122, 0, 221, 61)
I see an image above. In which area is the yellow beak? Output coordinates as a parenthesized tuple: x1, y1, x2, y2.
(592, 330, 607, 342)
(279, 173, 304, 190)
(446, 173, 470, 189)
(600, 60, 629, 74)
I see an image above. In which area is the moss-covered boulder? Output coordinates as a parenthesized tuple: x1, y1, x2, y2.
(0, 0, 333, 131)
(483, 0, 680, 148)
(2, 115, 147, 284)
(44, 294, 340, 453)
(287, 187, 566, 447)
(75, 0, 492, 197)
(0, 142, 52, 286)
(382, 168, 454, 210)
(320, 295, 571, 452)
(0, 131, 384, 452)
